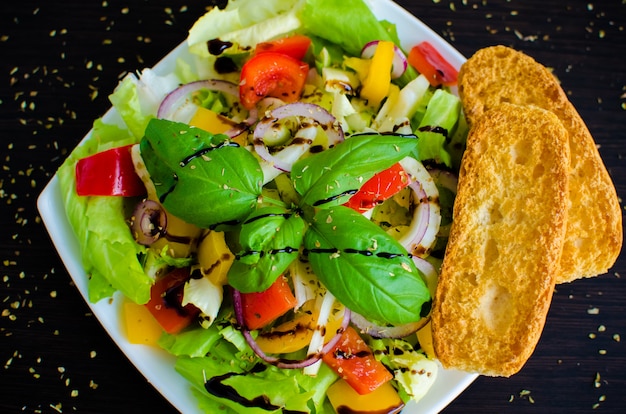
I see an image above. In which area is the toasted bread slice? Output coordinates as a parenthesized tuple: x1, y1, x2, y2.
(431, 104, 569, 376)
(458, 45, 622, 283)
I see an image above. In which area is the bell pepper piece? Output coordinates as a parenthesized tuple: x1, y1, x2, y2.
(323, 326, 393, 394)
(255, 35, 312, 61)
(416, 320, 436, 359)
(75, 144, 145, 197)
(144, 267, 200, 334)
(407, 41, 458, 87)
(123, 300, 163, 346)
(344, 162, 410, 212)
(360, 40, 395, 106)
(254, 299, 345, 354)
(326, 378, 404, 414)
(197, 230, 234, 286)
(240, 275, 297, 330)
(189, 106, 235, 134)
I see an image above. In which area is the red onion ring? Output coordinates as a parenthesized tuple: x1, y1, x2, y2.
(361, 40, 408, 79)
(428, 168, 458, 194)
(157, 79, 256, 139)
(253, 102, 344, 172)
(411, 256, 439, 299)
(351, 311, 428, 339)
(130, 199, 167, 246)
(398, 158, 441, 257)
(232, 288, 351, 369)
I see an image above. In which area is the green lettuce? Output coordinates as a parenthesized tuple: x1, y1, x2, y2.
(414, 89, 462, 167)
(187, 0, 304, 56)
(57, 119, 152, 304)
(163, 325, 337, 413)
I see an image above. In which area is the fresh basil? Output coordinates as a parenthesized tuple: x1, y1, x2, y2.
(228, 206, 306, 293)
(291, 134, 418, 208)
(140, 119, 263, 229)
(304, 206, 430, 325)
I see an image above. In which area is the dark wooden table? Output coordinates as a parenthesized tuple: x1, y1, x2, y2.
(1, 0, 624, 413)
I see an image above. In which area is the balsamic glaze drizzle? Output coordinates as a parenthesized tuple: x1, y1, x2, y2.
(312, 189, 359, 206)
(204, 364, 307, 413)
(179, 140, 240, 167)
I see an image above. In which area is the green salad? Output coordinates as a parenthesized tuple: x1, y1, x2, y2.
(56, 0, 468, 412)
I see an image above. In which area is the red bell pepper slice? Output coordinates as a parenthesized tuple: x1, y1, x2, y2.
(240, 275, 297, 330)
(407, 41, 458, 87)
(75, 144, 145, 197)
(239, 52, 309, 110)
(144, 267, 200, 334)
(255, 35, 312, 61)
(322, 326, 393, 395)
(344, 163, 410, 212)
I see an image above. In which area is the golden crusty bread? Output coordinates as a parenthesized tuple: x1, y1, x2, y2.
(458, 45, 622, 283)
(431, 104, 569, 377)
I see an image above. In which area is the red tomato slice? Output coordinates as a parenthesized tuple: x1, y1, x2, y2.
(239, 52, 309, 110)
(240, 275, 297, 330)
(144, 267, 200, 334)
(75, 144, 145, 197)
(255, 35, 312, 61)
(322, 326, 393, 395)
(344, 163, 410, 212)
(407, 41, 458, 87)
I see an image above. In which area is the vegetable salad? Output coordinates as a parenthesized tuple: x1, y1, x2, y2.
(56, 0, 468, 412)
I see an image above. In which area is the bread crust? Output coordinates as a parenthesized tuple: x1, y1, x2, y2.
(432, 104, 569, 376)
(457, 45, 622, 282)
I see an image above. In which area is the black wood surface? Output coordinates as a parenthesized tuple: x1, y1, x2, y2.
(1, 1, 624, 413)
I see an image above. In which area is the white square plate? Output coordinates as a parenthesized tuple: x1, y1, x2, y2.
(37, 1, 477, 412)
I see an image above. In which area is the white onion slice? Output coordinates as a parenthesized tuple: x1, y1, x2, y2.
(351, 311, 428, 339)
(398, 157, 441, 257)
(253, 102, 344, 172)
(361, 40, 409, 79)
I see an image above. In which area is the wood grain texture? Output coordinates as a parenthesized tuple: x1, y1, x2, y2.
(0, 0, 624, 413)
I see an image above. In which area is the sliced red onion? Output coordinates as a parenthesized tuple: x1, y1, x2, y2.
(156, 79, 254, 139)
(428, 168, 459, 194)
(398, 157, 441, 257)
(361, 40, 408, 79)
(232, 288, 351, 370)
(351, 311, 428, 339)
(130, 199, 167, 246)
(253, 102, 344, 172)
(411, 256, 439, 299)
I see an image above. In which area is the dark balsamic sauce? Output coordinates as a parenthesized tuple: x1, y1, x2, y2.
(179, 141, 241, 167)
(204, 364, 306, 413)
(207, 39, 233, 55)
(312, 189, 359, 206)
(215, 57, 238, 74)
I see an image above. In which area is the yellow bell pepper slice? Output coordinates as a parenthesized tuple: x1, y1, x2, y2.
(150, 210, 202, 258)
(360, 41, 395, 106)
(123, 300, 163, 346)
(196, 230, 234, 286)
(416, 319, 435, 359)
(254, 300, 344, 354)
(326, 379, 404, 414)
(189, 106, 233, 134)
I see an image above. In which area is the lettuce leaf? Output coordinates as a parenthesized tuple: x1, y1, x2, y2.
(57, 119, 153, 304)
(187, 0, 304, 57)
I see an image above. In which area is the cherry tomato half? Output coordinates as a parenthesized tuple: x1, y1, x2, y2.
(239, 52, 309, 110)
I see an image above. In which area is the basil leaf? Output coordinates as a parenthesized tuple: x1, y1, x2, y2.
(140, 118, 263, 228)
(304, 206, 430, 325)
(291, 134, 417, 208)
(228, 206, 306, 293)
